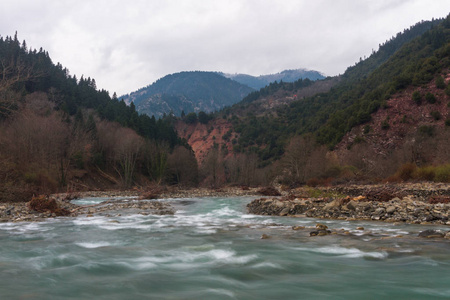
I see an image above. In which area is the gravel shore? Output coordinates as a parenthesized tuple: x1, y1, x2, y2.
(2, 184, 450, 226)
(247, 183, 450, 226)
(0, 187, 261, 223)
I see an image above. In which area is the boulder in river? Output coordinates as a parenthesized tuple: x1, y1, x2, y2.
(310, 229, 331, 236)
(418, 229, 445, 238)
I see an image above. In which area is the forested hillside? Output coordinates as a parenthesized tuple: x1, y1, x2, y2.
(0, 34, 198, 202)
(221, 68, 325, 90)
(176, 15, 450, 187)
(225, 17, 448, 160)
(120, 71, 254, 118)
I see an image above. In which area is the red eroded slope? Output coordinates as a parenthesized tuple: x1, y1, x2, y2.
(175, 118, 236, 165)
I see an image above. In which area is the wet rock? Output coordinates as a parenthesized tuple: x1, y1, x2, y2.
(386, 206, 396, 214)
(292, 226, 305, 230)
(418, 229, 445, 238)
(323, 200, 339, 211)
(310, 229, 331, 236)
(374, 208, 386, 216)
(279, 207, 290, 216)
(316, 223, 328, 230)
(346, 200, 358, 211)
(261, 234, 270, 239)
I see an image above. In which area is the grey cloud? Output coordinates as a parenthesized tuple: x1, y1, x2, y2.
(1, 0, 449, 95)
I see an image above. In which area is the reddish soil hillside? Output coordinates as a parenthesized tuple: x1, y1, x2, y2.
(175, 119, 236, 165)
(336, 72, 449, 157)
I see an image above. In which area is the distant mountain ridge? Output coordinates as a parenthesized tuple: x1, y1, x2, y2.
(220, 69, 325, 90)
(120, 71, 254, 118)
(121, 68, 325, 118)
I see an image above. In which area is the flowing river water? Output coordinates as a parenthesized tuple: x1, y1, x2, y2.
(0, 196, 450, 299)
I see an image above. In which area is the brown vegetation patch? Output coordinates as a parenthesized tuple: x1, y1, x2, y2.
(364, 187, 406, 202)
(257, 186, 281, 196)
(138, 185, 167, 200)
(28, 195, 70, 216)
(428, 196, 450, 204)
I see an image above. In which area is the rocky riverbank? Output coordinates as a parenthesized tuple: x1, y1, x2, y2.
(247, 183, 450, 226)
(0, 186, 262, 223)
(0, 197, 175, 223)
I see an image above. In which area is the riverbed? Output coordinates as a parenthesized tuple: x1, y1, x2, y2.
(0, 196, 449, 299)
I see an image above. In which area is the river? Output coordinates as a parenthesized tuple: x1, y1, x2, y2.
(0, 196, 449, 299)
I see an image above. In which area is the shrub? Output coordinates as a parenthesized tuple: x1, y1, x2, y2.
(425, 92, 437, 104)
(434, 164, 450, 182)
(28, 195, 71, 216)
(363, 125, 371, 134)
(435, 75, 446, 89)
(430, 111, 442, 120)
(386, 174, 402, 183)
(198, 111, 211, 124)
(184, 112, 198, 124)
(418, 125, 435, 137)
(24, 172, 38, 184)
(354, 136, 365, 144)
(396, 163, 417, 181)
(412, 90, 422, 105)
(72, 151, 84, 169)
(428, 196, 450, 204)
(257, 186, 281, 196)
(323, 165, 343, 178)
(416, 166, 436, 181)
(381, 119, 390, 130)
(445, 119, 450, 127)
(364, 187, 406, 202)
(306, 178, 320, 187)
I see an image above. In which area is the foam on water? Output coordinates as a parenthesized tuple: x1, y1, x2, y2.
(71, 196, 139, 206)
(251, 262, 284, 269)
(206, 288, 235, 298)
(75, 242, 112, 249)
(414, 288, 450, 297)
(296, 245, 388, 259)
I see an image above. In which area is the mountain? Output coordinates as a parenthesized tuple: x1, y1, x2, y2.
(120, 71, 254, 118)
(176, 15, 449, 186)
(225, 17, 447, 156)
(221, 68, 325, 90)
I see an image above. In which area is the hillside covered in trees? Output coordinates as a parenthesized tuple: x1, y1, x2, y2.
(225, 17, 448, 154)
(120, 71, 254, 118)
(176, 15, 450, 187)
(0, 34, 199, 202)
(220, 68, 325, 90)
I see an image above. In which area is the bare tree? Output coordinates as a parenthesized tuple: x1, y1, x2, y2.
(281, 134, 317, 184)
(141, 140, 169, 184)
(166, 146, 198, 186)
(223, 153, 260, 186)
(201, 147, 217, 187)
(0, 57, 42, 117)
(113, 128, 144, 187)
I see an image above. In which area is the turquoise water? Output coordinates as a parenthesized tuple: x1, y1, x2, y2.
(1, 196, 450, 299)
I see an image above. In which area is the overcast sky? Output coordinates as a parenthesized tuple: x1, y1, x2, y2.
(1, 0, 449, 96)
